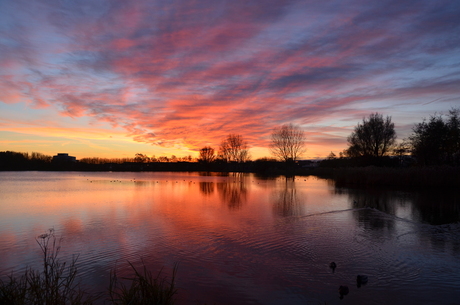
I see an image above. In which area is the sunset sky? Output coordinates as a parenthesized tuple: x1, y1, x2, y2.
(1, 0, 459, 160)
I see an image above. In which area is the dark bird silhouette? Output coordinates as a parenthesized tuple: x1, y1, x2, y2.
(329, 262, 337, 272)
(357, 275, 368, 288)
(339, 285, 349, 299)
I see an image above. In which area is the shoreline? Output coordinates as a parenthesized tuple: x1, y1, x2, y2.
(1, 165, 459, 188)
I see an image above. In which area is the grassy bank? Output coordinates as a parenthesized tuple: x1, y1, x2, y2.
(309, 166, 460, 188)
(0, 229, 177, 305)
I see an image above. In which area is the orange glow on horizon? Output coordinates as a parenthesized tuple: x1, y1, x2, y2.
(1, 0, 455, 160)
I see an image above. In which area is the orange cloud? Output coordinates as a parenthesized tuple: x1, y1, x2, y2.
(1, 0, 459, 159)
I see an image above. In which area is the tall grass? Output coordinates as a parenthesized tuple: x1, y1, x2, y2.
(0, 229, 94, 305)
(108, 261, 177, 305)
(0, 229, 178, 305)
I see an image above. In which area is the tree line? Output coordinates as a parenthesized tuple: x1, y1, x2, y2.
(1, 108, 459, 171)
(331, 108, 460, 167)
(198, 108, 460, 167)
(198, 124, 306, 164)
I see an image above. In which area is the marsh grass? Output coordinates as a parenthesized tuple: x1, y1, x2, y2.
(0, 229, 178, 305)
(0, 229, 95, 305)
(108, 260, 178, 305)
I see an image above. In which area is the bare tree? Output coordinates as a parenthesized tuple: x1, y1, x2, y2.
(270, 124, 306, 162)
(199, 146, 216, 163)
(30, 152, 52, 163)
(346, 113, 396, 157)
(157, 156, 169, 162)
(178, 155, 193, 162)
(219, 134, 250, 162)
(134, 153, 150, 163)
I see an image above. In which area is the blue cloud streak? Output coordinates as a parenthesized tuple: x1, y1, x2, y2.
(1, 0, 459, 154)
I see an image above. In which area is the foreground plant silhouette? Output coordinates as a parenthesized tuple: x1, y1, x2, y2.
(0, 229, 178, 305)
(108, 261, 177, 305)
(0, 229, 94, 304)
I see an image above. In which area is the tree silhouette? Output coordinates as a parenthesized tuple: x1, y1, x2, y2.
(327, 151, 337, 160)
(157, 156, 169, 162)
(408, 108, 460, 166)
(218, 134, 250, 162)
(346, 113, 396, 157)
(134, 153, 150, 163)
(270, 123, 306, 162)
(198, 146, 216, 163)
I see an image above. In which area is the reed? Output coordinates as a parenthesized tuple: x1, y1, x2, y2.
(0, 229, 178, 305)
(108, 260, 178, 305)
(0, 229, 95, 304)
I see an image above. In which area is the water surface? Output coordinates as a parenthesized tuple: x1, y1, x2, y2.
(1, 171, 459, 304)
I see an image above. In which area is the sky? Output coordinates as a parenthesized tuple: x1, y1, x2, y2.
(1, 0, 459, 160)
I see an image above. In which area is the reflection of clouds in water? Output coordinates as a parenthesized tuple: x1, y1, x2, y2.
(2, 172, 460, 304)
(62, 217, 84, 236)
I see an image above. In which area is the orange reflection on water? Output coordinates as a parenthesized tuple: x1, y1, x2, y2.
(2, 172, 460, 305)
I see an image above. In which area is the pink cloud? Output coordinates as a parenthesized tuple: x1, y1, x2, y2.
(1, 0, 459, 157)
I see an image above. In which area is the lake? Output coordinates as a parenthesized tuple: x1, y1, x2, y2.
(1, 171, 459, 304)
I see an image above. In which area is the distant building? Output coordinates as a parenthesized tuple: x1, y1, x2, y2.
(52, 153, 77, 163)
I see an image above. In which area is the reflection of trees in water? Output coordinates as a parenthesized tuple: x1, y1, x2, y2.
(334, 184, 460, 254)
(424, 215, 460, 258)
(199, 182, 215, 196)
(332, 184, 460, 256)
(341, 188, 400, 215)
(335, 185, 460, 227)
(133, 180, 149, 186)
(252, 173, 281, 180)
(409, 191, 460, 225)
(198, 172, 229, 177)
(217, 182, 248, 210)
(229, 172, 249, 180)
(347, 188, 397, 233)
(272, 177, 305, 217)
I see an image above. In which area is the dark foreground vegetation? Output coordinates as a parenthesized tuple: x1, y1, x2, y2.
(0, 229, 177, 305)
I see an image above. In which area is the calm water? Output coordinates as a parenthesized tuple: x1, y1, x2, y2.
(1, 171, 460, 304)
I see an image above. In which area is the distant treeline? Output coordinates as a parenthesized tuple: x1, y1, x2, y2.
(0, 151, 53, 171)
(1, 108, 459, 189)
(2, 151, 460, 188)
(0, 151, 308, 174)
